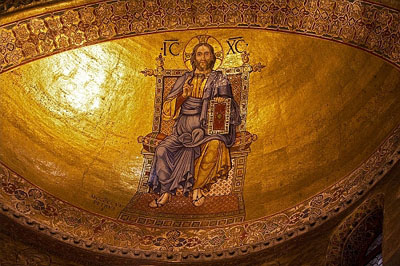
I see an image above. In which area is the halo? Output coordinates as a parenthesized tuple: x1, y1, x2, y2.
(183, 35, 224, 71)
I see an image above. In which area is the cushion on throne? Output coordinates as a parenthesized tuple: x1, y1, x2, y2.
(138, 131, 256, 154)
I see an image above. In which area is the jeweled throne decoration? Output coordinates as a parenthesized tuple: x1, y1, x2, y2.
(118, 50, 264, 228)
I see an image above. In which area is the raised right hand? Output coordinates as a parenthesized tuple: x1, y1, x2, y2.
(182, 79, 193, 98)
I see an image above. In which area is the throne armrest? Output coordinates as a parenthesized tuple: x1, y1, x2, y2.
(138, 131, 257, 153)
(137, 132, 167, 153)
(230, 131, 258, 152)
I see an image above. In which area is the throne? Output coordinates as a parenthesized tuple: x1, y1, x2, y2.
(118, 52, 264, 228)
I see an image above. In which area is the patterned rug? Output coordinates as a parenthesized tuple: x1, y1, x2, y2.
(118, 192, 245, 228)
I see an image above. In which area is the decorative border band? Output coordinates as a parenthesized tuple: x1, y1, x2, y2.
(0, 123, 399, 262)
(0, 0, 399, 74)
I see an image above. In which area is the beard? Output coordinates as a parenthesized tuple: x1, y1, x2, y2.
(194, 59, 213, 71)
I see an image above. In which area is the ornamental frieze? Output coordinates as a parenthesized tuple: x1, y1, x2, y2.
(0, 0, 399, 74)
(0, 123, 399, 261)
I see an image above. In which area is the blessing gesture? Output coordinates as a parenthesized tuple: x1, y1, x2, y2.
(182, 79, 194, 98)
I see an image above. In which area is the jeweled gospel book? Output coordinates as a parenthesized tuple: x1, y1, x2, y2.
(207, 98, 231, 135)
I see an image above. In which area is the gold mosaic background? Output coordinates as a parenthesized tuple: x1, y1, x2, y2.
(1, 29, 400, 220)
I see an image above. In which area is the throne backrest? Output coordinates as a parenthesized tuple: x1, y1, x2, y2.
(152, 67, 249, 136)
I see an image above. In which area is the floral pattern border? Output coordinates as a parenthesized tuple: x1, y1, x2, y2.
(0, 122, 398, 262)
(0, 0, 399, 74)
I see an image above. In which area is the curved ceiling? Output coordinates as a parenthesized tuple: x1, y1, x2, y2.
(0, 0, 399, 263)
(1, 29, 400, 220)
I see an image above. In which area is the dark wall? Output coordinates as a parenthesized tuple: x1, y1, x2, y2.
(383, 161, 400, 266)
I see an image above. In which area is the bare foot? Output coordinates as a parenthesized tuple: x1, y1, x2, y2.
(149, 193, 171, 208)
(192, 189, 205, 207)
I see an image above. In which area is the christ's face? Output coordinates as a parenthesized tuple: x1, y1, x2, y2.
(194, 45, 213, 71)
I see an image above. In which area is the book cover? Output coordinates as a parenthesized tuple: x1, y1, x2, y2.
(207, 98, 231, 135)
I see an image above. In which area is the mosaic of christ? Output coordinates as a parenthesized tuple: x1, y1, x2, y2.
(147, 37, 241, 208)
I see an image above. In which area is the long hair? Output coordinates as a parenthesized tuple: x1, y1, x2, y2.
(187, 43, 216, 85)
(190, 43, 217, 72)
